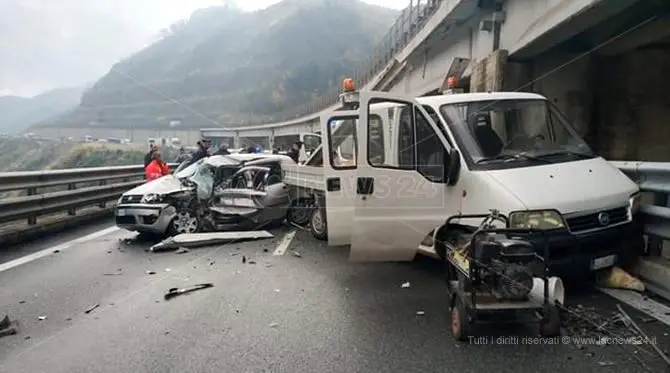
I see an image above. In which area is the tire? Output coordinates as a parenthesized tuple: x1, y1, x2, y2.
(451, 296, 472, 341)
(287, 199, 311, 226)
(539, 305, 561, 337)
(310, 207, 327, 241)
(168, 209, 200, 236)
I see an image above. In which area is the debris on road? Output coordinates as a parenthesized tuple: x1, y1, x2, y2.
(164, 283, 214, 301)
(175, 247, 190, 254)
(616, 304, 670, 367)
(401, 282, 411, 288)
(0, 315, 18, 338)
(596, 267, 645, 292)
(269, 322, 279, 328)
(84, 304, 100, 314)
(104, 269, 123, 276)
(291, 251, 302, 258)
(149, 231, 274, 252)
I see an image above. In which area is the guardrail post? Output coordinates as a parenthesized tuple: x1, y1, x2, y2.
(98, 180, 107, 208)
(27, 187, 37, 225)
(648, 191, 668, 257)
(67, 183, 76, 216)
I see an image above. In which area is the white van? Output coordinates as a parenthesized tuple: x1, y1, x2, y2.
(284, 88, 643, 279)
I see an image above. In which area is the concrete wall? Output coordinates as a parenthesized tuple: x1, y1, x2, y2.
(387, 22, 475, 95)
(595, 47, 670, 161)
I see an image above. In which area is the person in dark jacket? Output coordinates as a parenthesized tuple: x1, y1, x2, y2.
(190, 139, 211, 163)
(144, 144, 158, 167)
(286, 141, 302, 163)
(213, 145, 230, 155)
(174, 147, 191, 163)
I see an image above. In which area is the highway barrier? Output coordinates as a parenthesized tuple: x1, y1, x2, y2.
(0, 164, 176, 226)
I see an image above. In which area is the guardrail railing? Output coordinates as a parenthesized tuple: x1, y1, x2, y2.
(0, 163, 177, 227)
(611, 161, 670, 258)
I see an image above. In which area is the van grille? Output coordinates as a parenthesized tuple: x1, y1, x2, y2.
(566, 207, 629, 233)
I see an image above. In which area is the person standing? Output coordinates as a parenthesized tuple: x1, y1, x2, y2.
(144, 143, 157, 167)
(145, 151, 170, 181)
(190, 139, 212, 163)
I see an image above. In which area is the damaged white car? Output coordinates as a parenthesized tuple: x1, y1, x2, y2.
(115, 153, 294, 237)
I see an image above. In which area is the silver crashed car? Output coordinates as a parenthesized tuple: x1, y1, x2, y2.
(115, 153, 294, 237)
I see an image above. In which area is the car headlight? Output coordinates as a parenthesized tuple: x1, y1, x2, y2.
(628, 192, 641, 214)
(509, 210, 566, 230)
(141, 194, 163, 203)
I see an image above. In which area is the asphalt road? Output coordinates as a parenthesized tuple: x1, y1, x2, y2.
(0, 225, 669, 373)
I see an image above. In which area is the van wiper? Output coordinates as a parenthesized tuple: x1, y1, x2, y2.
(476, 153, 553, 164)
(534, 150, 593, 159)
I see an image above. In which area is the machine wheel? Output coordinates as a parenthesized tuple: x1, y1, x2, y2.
(539, 305, 561, 337)
(168, 209, 200, 235)
(451, 297, 472, 341)
(310, 207, 327, 241)
(287, 199, 311, 226)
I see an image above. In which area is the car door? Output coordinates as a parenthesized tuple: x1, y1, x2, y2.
(322, 110, 359, 246)
(350, 91, 461, 262)
(260, 162, 290, 220)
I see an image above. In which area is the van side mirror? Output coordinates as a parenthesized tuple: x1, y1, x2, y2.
(444, 149, 461, 186)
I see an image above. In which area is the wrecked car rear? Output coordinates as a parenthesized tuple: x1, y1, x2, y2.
(115, 154, 293, 236)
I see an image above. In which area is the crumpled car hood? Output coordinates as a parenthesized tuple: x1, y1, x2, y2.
(124, 175, 191, 196)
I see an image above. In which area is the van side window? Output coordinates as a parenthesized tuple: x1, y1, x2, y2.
(368, 103, 415, 169)
(397, 107, 416, 169)
(328, 117, 357, 169)
(415, 107, 447, 182)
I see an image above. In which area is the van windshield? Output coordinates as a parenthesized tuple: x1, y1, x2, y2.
(439, 99, 596, 165)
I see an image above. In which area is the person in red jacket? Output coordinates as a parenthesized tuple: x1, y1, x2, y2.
(145, 151, 170, 181)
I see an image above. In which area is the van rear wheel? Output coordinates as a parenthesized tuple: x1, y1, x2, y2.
(310, 207, 327, 240)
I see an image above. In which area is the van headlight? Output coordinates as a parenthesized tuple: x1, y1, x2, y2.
(509, 210, 566, 230)
(628, 192, 641, 214)
(141, 194, 163, 203)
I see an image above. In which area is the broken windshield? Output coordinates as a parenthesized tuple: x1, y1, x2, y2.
(439, 99, 596, 167)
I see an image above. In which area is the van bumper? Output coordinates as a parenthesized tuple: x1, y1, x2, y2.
(526, 214, 644, 280)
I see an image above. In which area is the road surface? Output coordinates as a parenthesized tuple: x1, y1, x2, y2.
(1, 224, 669, 372)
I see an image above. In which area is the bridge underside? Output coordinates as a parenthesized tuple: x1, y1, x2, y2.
(503, 0, 670, 162)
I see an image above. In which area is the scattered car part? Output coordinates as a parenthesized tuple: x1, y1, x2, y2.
(84, 304, 100, 314)
(164, 283, 214, 300)
(149, 231, 274, 252)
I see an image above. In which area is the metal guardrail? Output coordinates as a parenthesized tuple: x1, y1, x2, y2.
(612, 161, 670, 257)
(0, 163, 177, 227)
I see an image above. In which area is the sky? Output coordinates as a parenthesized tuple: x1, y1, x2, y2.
(0, 0, 411, 97)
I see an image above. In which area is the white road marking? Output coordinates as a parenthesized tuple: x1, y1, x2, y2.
(273, 230, 297, 256)
(0, 226, 120, 273)
(599, 287, 670, 326)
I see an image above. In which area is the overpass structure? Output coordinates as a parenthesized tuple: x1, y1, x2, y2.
(202, 0, 670, 156)
(3, 0, 670, 292)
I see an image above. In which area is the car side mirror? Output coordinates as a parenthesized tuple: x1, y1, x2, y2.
(444, 148, 461, 186)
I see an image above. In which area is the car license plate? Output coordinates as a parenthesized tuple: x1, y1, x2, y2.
(592, 254, 616, 270)
(116, 209, 127, 217)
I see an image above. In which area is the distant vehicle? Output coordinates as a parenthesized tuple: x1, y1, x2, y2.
(115, 153, 293, 237)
